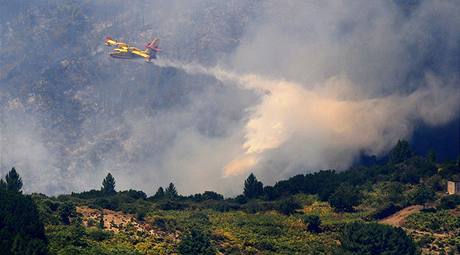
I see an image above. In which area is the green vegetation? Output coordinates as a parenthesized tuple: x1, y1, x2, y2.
(243, 173, 264, 199)
(1, 140, 459, 254)
(328, 184, 361, 212)
(165, 183, 178, 198)
(4, 167, 23, 193)
(389, 139, 413, 164)
(0, 170, 48, 255)
(101, 173, 116, 195)
(302, 215, 321, 233)
(178, 229, 215, 255)
(339, 222, 417, 255)
(404, 210, 460, 234)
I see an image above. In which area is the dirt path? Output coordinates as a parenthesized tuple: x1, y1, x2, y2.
(379, 205, 423, 227)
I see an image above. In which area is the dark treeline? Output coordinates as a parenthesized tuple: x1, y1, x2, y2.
(0, 168, 48, 255)
(45, 139, 458, 217)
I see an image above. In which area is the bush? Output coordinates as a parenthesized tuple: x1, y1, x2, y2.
(408, 185, 435, 207)
(302, 215, 321, 233)
(235, 195, 248, 204)
(243, 201, 273, 214)
(178, 229, 215, 255)
(203, 200, 240, 212)
(200, 191, 224, 201)
(263, 186, 280, 200)
(93, 197, 120, 210)
(328, 184, 361, 212)
(439, 195, 460, 210)
(59, 202, 76, 225)
(276, 197, 301, 215)
(371, 203, 402, 220)
(86, 228, 112, 241)
(255, 241, 276, 252)
(152, 217, 177, 231)
(118, 189, 147, 200)
(71, 189, 104, 199)
(157, 200, 188, 210)
(339, 222, 417, 255)
(136, 210, 146, 221)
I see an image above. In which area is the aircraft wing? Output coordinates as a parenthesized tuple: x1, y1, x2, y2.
(131, 48, 150, 59)
(105, 37, 128, 48)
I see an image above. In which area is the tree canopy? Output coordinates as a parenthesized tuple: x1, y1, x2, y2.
(101, 173, 116, 194)
(389, 140, 413, 164)
(339, 222, 417, 255)
(243, 173, 264, 199)
(153, 187, 165, 199)
(328, 184, 361, 212)
(165, 183, 178, 198)
(0, 190, 48, 254)
(5, 167, 23, 193)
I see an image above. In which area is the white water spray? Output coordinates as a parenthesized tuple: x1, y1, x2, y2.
(152, 59, 460, 177)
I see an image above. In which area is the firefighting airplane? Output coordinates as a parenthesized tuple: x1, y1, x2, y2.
(104, 37, 160, 62)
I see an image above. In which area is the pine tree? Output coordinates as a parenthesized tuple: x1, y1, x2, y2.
(0, 191, 48, 254)
(0, 178, 6, 191)
(101, 173, 116, 194)
(5, 167, 23, 193)
(165, 183, 178, 198)
(243, 173, 263, 198)
(389, 140, 412, 164)
(153, 187, 165, 199)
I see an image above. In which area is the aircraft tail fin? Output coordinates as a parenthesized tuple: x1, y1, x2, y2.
(145, 38, 160, 52)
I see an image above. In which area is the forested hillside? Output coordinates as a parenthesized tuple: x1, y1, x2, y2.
(1, 141, 459, 254)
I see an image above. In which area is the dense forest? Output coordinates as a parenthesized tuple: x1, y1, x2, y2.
(1, 140, 459, 254)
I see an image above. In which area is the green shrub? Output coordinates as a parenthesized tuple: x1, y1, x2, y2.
(339, 222, 417, 255)
(152, 217, 177, 231)
(92, 197, 119, 210)
(243, 201, 273, 214)
(276, 197, 301, 215)
(235, 195, 248, 204)
(178, 229, 215, 255)
(157, 200, 188, 210)
(86, 227, 112, 241)
(59, 202, 76, 225)
(136, 210, 146, 221)
(302, 215, 321, 233)
(404, 210, 460, 233)
(439, 195, 460, 209)
(328, 184, 361, 212)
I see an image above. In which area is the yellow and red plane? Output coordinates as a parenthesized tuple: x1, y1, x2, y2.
(104, 37, 160, 62)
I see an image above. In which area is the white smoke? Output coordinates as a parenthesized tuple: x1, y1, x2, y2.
(151, 60, 459, 180)
(0, 98, 61, 193)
